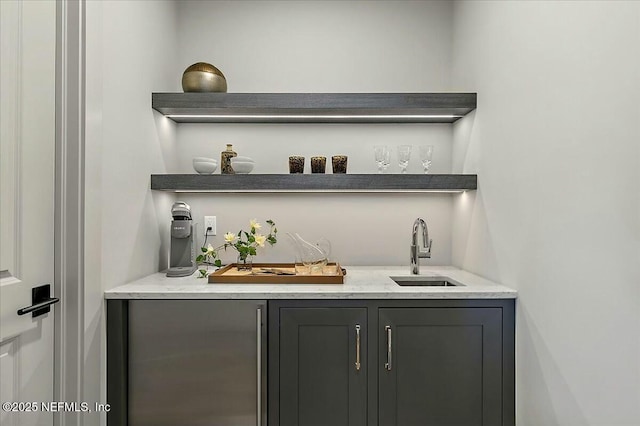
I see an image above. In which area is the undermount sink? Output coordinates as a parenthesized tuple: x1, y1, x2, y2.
(390, 276, 463, 287)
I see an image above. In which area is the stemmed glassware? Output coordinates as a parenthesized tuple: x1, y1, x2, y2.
(419, 145, 434, 174)
(397, 145, 412, 174)
(374, 145, 390, 173)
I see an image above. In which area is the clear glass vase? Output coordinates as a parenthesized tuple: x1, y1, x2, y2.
(286, 233, 330, 275)
(286, 233, 309, 275)
(236, 254, 253, 272)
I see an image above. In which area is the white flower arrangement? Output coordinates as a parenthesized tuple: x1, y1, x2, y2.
(196, 219, 277, 278)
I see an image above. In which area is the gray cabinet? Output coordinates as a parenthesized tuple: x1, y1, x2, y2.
(269, 300, 514, 426)
(378, 308, 504, 426)
(276, 307, 367, 426)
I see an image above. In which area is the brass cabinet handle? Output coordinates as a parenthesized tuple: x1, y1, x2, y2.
(385, 326, 392, 371)
(355, 324, 361, 371)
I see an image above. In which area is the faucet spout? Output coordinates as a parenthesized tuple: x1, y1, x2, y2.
(410, 218, 432, 275)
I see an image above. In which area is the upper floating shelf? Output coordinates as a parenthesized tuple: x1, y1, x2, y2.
(152, 93, 477, 123)
(150, 174, 477, 193)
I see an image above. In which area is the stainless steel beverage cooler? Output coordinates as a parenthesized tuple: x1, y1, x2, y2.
(128, 300, 266, 426)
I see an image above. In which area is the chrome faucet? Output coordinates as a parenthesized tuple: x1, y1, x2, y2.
(410, 218, 432, 274)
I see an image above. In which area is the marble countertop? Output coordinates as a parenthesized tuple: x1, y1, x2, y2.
(104, 266, 517, 300)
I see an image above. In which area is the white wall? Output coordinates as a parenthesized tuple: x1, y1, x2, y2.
(83, 2, 640, 424)
(85, 0, 181, 289)
(84, 1, 179, 424)
(451, 1, 640, 424)
(173, 0, 457, 265)
(83, 2, 457, 422)
(97, 1, 180, 287)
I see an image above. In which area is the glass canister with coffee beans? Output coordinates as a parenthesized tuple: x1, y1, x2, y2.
(311, 156, 326, 173)
(289, 156, 305, 173)
(332, 155, 348, 173)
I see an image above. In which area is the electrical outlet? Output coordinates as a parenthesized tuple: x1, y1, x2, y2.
(204, 216, 216, 236)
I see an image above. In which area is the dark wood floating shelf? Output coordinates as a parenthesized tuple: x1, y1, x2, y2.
(150, 174, 477, 193)
(152, 93, 477, 123)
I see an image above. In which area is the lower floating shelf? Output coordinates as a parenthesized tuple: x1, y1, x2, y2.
(150, 174, 477, 193)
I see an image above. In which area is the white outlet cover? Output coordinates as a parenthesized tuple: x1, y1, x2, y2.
(204, 216, 216, 236)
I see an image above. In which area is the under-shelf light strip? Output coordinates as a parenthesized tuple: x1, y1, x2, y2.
(166, 114, 461, 120)
(170, 189, 467, 193)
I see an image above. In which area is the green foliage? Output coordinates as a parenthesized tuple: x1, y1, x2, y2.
(195, 219, 278, 277)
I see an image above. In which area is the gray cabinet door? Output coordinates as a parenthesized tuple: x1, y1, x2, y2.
(127, 300, 266, 426)
(279, 308, 367, 426)
(378, 308, 503, 426)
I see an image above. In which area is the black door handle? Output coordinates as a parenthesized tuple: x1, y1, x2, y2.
(16, 284, 59, 318)
(17, 298, 60, 316)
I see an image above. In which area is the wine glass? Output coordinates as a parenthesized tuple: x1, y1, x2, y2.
(419, 145, 434, 174)
(374, 145, 390, 173)
(397, 145, 412, 174)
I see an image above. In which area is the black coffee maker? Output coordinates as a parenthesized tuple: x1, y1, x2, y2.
(167, 202, 198, 277)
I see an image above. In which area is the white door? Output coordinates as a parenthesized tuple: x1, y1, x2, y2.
(0, 1, 57, 425)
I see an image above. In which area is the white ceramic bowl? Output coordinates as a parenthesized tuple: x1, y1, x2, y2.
(233, 156, 255, 163)
(230, 161, 254, 174)
(193, 158, 218, 174)
(193, 157, 217, 163)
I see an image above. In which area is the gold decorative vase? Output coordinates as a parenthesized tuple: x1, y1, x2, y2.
(182, 62, 227, 92)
